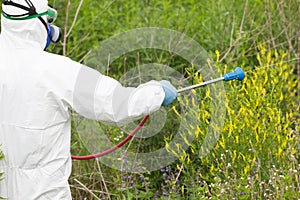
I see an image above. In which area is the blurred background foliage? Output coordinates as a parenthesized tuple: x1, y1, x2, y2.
(1, 0, 299, 199)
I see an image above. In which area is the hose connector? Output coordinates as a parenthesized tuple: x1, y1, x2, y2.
(223, 67, 245, 81)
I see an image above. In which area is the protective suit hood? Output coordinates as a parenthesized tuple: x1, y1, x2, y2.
(1, 0, 48, 50)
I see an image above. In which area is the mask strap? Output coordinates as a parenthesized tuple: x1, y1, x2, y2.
(2, 0, 48, 31)
(38, 16, 48, 32)
(3, 0, 36, 16)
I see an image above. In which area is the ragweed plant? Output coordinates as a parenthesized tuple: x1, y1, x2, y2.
(0, 149, 3, 178)
(162, 45, 299, 199)
(0, 148, 4, 200)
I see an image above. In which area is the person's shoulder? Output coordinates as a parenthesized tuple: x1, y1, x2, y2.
(43, 51, 74, 63)
(37, 51, 83, 78)
(43, 51, 82, 68)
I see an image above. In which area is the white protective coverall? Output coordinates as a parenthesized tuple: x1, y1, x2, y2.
(0, 0, 165, 199)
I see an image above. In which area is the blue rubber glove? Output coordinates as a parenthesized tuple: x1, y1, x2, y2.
(160, 80, 178, 106)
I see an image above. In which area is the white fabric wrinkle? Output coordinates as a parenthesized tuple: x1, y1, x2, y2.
(93, 75, 119, 123)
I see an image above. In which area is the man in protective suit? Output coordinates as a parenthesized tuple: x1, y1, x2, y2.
(0, 0, 178, 199)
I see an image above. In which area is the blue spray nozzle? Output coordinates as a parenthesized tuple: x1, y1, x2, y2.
(223, 67, 245, 81)
(177, 67, 245, 93)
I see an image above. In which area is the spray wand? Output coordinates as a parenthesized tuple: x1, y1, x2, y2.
(178, 67, 245, 93)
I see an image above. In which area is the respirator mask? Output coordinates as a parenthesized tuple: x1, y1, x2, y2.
(2, 0, 62, 50)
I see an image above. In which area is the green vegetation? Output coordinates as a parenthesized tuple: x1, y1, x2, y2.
(0, 148, 3, 199)
(1, 0, 299, 199)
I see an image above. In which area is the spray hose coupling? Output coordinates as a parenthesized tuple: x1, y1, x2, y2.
(223, 67, 245, 81)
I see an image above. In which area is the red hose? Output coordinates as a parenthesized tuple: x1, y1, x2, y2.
(71, 115, 149, 160)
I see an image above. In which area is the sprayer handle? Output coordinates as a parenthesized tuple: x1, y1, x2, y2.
(223, 67, 245, 81)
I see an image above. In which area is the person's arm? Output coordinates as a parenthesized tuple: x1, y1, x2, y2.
(72, 65, 166, 126)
